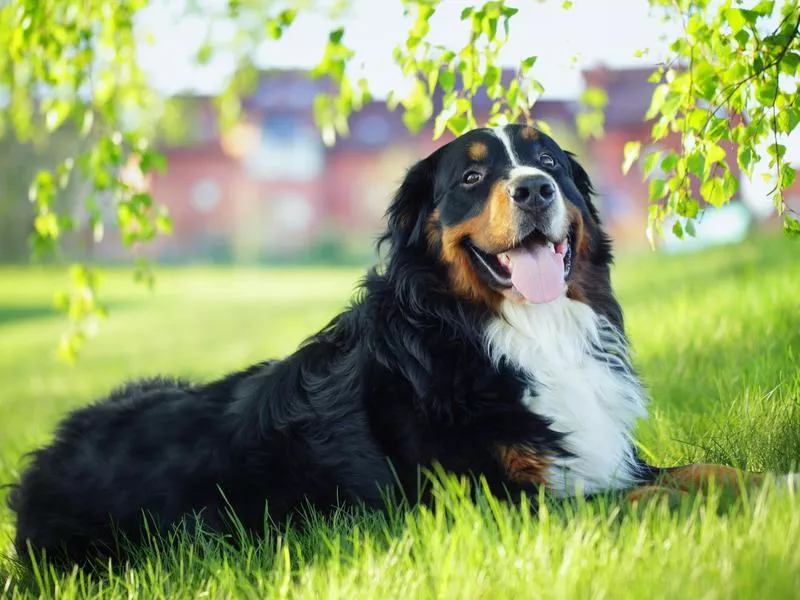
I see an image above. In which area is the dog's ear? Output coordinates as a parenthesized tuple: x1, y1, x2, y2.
(566, 152, 602, 223)
(383, 149, 441, 252)
(565, 151, 622, 328)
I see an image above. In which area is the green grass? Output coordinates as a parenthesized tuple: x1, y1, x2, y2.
(1, 234, 799, 598)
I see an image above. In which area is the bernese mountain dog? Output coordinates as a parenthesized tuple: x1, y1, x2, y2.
(8, 124, 792, 566)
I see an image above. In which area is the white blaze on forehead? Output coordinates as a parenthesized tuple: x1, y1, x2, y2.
(509, 165, 553, 181)
(491, 125, 520, 166)
(491, 125, 557, 182)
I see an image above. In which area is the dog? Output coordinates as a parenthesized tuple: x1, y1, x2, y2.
(8, 124, 786, 566)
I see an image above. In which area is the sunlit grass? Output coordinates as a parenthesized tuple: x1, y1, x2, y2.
(1, 233, 799, 598)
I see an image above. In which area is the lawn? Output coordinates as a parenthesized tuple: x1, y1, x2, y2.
(1, 233, 799, 598)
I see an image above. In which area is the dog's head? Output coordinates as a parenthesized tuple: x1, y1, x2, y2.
(385, 124, 620, 325)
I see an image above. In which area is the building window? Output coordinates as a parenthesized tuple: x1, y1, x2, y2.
(190, 178, 221, 213)
(244, 116, 324, 181)
(263, 116, 304, 140)
(354, 115, 391, 146)
(273, 192, 315, 233)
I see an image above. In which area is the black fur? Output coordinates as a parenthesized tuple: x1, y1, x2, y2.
(8, 125, 640, 565)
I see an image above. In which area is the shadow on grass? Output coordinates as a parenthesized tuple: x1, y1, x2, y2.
(0, 300, 138, 327)
(0, 304, 60, 326)
(0, 496, 410, 596)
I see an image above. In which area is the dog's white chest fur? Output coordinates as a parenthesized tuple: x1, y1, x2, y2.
(485, 297, 648, 496)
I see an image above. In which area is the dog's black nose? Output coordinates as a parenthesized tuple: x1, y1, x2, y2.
(509, 175, 557, 210)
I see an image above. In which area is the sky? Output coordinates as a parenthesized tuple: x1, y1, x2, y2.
(134, 0, 798, 173)
(136, 0, 679, 100)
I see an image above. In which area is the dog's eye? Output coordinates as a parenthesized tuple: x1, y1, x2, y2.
(462, 171, 483, 185)
(539, 153, 556, 169)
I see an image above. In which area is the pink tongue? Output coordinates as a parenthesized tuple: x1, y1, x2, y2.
(506, 244, 565, 303)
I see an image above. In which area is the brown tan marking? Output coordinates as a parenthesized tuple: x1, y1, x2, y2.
(497, 445, 550, 485)
(624, 464, 767, 510)
(467, 142, 488, 161)
(566, 204, 590, 256)
(562, 201, 625, 325)
(564, 204, 590, 303)
(658, 464, 764, 495)
(426, 208, 442, 250)
(625, 485, 688, 508)
(437, 180, 518, 307)
(520, 127, 539, 141)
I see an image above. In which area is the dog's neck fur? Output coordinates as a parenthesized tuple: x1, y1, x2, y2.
(484, 296, 648, 496)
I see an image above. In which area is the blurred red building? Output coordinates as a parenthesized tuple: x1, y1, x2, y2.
(105, 65, 762, 263)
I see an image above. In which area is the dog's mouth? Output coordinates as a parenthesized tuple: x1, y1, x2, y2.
(464, 228, 573, 304)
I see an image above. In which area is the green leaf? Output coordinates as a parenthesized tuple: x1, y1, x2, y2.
(266, 21, 283, 40)
(722, 170, 739, 199)
(45, 103, 70, 132)
(651, 118, 669, 141)
(649, 178, 667, 201)
(779, 163, 797, 190)
(734, 28, 751, 48)
(622, 141, 642, 175)
(686, 108, 707, 130)
(484, 65, 500, 89)
(762, 33, 789, 47)
(700, 177, 728, 207)
(643, 150, 663, 177)
(648, 69, 663, 84)
(35, 213, 60, 238)
(686, 12, 705, 36)
(575, 111, 604, 140)
(782, 52, 800, 75)
(692, 62, 718, 101)
(521, 56, 537, 71)
(155, 207, 173, 235)
(737, 145, 757, 175)
(755, 78, 778, 104)
(140, 151, 167, 174)
(784, 215, 800, 237)
(645, 84, 669, 120)
(776, 108, 800, 135)
(661, 151, 679, 173)
(401, 80, 434, 133)
(684, 197, 700, 219)
(279, 9, 297, 26)
(725, 8, 748, 35)
(197, 43, 214, 63)
(767, 143, 787, 163)
(671, 219, 684, 240)
(705, 142, 726, 166)
(427, 68, 439, 94)
(580, 87, 608, 109)
(433, 111, 450, 140)
(751, 1, 775, 16)
(447, 115, 469, 135)
(482, 16, 498, 39)
(329, 28, 345, 44)
(660, 91, 683, 119)
(440, 71, 455, 93)
(687, 152, 705, 179)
